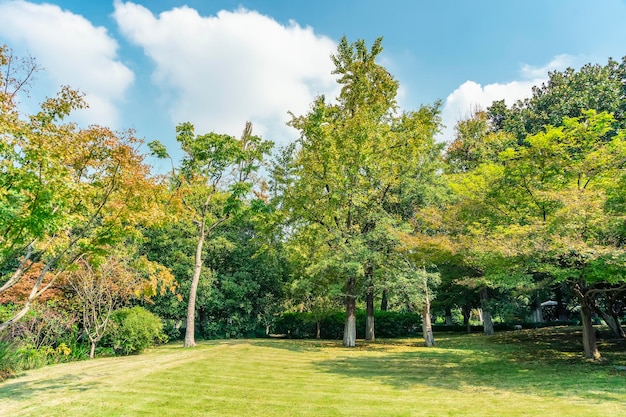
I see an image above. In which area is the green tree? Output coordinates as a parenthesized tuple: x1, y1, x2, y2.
(488, 57, 626, 141)
(454, 110, 626, 359)
(149, 122, 272, 347)
(282, 37, 441, 347)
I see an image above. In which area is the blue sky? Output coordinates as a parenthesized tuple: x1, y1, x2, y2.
(2, 0, 626, 166)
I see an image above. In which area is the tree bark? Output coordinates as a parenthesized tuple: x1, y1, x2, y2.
(316, 320, 321, 339)
(184, 228, 205, 348)
(343, 276, 356, 347)
(90, 340, 96, 359)
(365, 286, 375, 341)
(422, 297, 435, 347)
(580, 302, 601, 360)
(572, 282, 602, 360)
(480, 288, 494, 335)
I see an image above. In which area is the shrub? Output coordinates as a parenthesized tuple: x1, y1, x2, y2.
(275, 310, 423, 339)
(6, 302, 78, 350)
(273, 312, 317, 339)
(105, 307, 166, 355)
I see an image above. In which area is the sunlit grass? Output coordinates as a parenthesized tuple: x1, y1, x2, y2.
(1, 327, 625, 416)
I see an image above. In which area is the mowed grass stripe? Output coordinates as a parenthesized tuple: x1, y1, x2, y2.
(1, 332, 625, 417)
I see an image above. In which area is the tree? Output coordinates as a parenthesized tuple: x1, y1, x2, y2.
(453, 110, 626, 359)
(282, 37, 441, 347)
(1, 46, 163, 333)
(66, 255, 175, 358)
(488, 57, 626, 142)
(388, 253, 440, 346)
(149, 122, 272, 347)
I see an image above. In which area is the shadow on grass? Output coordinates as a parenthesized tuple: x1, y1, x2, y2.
(311, 327, 626, 402)
(0, 373, 97, 402)
(251, 338, 342, 353)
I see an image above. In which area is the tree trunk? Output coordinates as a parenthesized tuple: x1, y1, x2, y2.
(90, 340, 96, 359)
(184, 229, 205, 348)
(530, 298, 543, 323)
(608, 309, 626, 339)
(380, 288, 388, 311)
(445, 306, 453, 326)
(580, 301, 601, 360)
(343, 276, 356, 347)
(555, 286, 569, 321)
(316, 320, 321, 339)
(480, 288, 494, 335)
(422, 297, 435, 347)
(572, 282, 602, 360)
(365, 286, 375, 341)
(461, 303, 471, 333)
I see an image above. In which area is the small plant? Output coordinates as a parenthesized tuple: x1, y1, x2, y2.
(0, 338, 21, 381)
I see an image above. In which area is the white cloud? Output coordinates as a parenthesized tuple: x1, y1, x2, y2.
(440, 55, 579, 142)
(112, 1, 338, 146)
(0, 0, 133, 127)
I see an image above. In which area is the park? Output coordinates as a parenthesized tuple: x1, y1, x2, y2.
(2, 32, 626, 415)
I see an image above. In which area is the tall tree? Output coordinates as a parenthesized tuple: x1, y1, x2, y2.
(149, 122, 272, 347)
(282, 37, 441, 347)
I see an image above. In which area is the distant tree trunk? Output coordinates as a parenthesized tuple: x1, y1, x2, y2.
(530, 298, 543, 323)
(480, 288, 494, 335)
(343, 276, 356, 347)
(461, 303, 471, 333)
(380, 288, 388, 311)
(184, 227, 205, 348)
(316, 320, 321, 339)
(555, 287, 569, 321)
(365, 286, 375, 341)
(422, 296, 435, 347)
(445, 306, 453, 326)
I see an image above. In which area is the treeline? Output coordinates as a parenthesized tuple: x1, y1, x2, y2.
(2, 37, 626, 378)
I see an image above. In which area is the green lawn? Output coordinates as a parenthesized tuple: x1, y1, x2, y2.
(1, 327, 625, 416)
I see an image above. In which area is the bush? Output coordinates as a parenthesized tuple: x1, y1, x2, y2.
(5, 302, 78, 351)
(273, 312, 317, 339)
(369, 310, 421, 338)
(105, 307, 166, 355)
(275, 310, 423, 339)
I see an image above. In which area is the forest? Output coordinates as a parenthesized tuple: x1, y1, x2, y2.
(2, 35, 626, 380)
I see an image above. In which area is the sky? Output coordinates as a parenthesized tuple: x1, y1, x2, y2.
(2, 0, 626, 168)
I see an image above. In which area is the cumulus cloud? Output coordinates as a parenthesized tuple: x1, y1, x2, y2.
(0, 0, 134, 127)
(112, 1, 338, 146)
(440, 55, 578, 142)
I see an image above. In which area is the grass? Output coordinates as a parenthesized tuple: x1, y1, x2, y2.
(1, 326, 625, 416)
